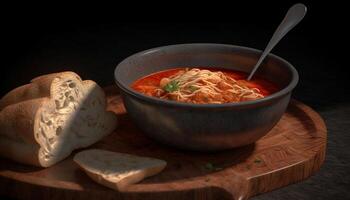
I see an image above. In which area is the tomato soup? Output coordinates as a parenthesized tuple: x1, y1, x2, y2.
(132, 68, 279, 104)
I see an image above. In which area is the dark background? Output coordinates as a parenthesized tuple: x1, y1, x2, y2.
(1, 1, 349, 199)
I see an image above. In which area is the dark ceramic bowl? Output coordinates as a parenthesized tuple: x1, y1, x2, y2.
(114, 44, 298, 151)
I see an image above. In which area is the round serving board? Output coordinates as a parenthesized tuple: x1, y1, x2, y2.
(0, 86, 327, 200)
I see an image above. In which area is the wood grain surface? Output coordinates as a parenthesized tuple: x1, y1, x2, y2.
(0, 86, 327, 200)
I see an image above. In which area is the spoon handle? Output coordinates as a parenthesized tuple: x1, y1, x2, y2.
(247, 3, 307, 80)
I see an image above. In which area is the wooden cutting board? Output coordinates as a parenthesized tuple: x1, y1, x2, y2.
(0, 86, 327, 200)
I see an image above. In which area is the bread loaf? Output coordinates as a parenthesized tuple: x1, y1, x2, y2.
(73, 149, 166, 190)
(0, 72, 117, 167)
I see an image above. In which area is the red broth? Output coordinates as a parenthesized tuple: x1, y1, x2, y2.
(131, 68, 279, 104)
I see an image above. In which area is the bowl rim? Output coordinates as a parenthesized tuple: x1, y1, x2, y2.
(114, 43, 299, 108)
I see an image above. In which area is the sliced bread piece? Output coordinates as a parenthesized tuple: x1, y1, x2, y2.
(0, 72, 117, 167)
(73, 149, 167, 190)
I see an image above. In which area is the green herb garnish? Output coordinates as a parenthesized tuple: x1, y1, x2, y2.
(205, 162, 214, 170)
(188, 85, 199, 92)
(254, 158, 262, 164)
(163, 80, 179, 92)
(204, 162, 223, 171)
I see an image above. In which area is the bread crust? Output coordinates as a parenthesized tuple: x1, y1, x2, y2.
(0, 136, 40, 166)
(0, 72, 117, 167)
(0, 71, 80, 111)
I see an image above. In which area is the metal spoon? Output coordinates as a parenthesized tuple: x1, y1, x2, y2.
(247, 3, 307, 80)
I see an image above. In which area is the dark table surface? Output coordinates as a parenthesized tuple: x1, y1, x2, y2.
(1, 4, 349, 199)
